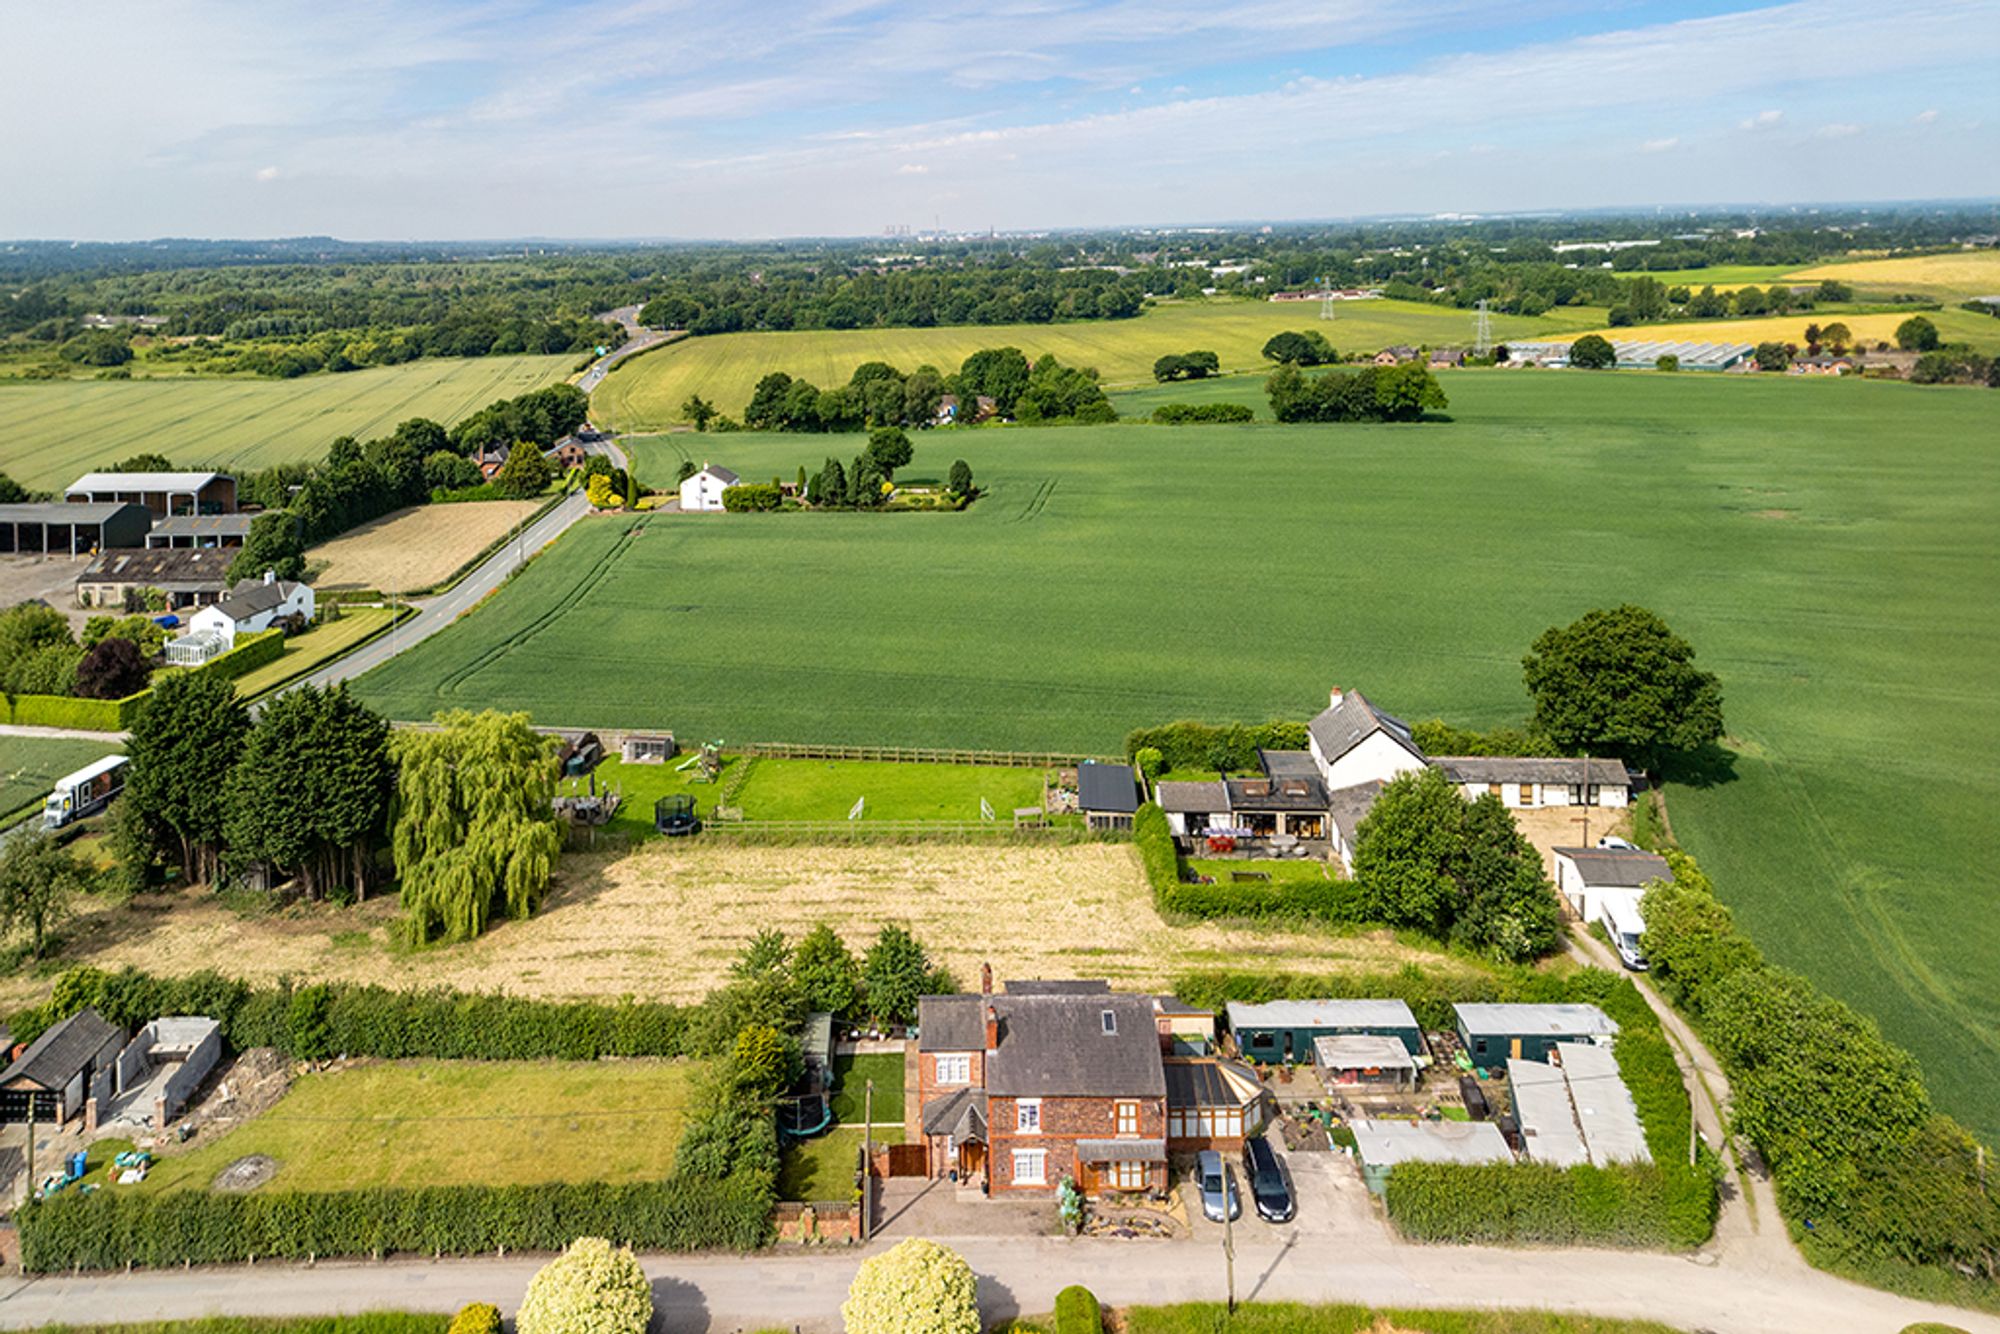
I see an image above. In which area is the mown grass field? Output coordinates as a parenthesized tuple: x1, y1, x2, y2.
(353, 371, 2000, 1144)
(0, 736, 124, 823)
(129, 1060, 698, 1193)
(0, 354, 573, 491)
(228, 607, 401, 699)
(734, 758, 1046, 821)
(591, 298, 1603, 430)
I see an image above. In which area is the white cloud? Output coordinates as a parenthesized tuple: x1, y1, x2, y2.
(1914, 108, 1939, 123)
(1740, 109, 1784, 130)
(254, 165, 280, 182)
(896, 163, 928, 174)
(1815, 122, 1862, 139)
(1641, 137, 1679, 153)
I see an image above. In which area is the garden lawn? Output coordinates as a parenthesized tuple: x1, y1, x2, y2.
(230, 608, 402, 699)
(1186, 859, 1342, 886)
(734, 759, 1046, 822)
(0, 736, 123, 823)
(776, 1127, 898, 1203)
(1123, 1303, 1679, 1334)
(350, 371, 2000, 1144)
(0, 355, 573, 492)
(591, 298, 1602, 430)
(567, 753, 744, 842)
(829, 1052, 906, 1124)
(133, 1059, 699, 1193)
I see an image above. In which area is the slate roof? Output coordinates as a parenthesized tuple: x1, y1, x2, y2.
(921, 1087, 988, 1141)
(1157, 780, 1228, 814)
(1257, 750, 1321, 780)
(1308, 691, 1418, 766)
(0, 1008, 120, 1091)
(921, 993, 1165, 1097)
(148, 513, 256, 541)
(1077, 761, 1139, 814)
(1006, 980, 1110, 996)
(1551, 847, 1672, 888)
(697, 465, 740, 484)
(1076, 1137, 1166, 1162)
(1225, 774, 1327, 811)
(213, 577, 304, 621)
(1433, 757, 1634, 787)
(1327, 781, 1384, 846)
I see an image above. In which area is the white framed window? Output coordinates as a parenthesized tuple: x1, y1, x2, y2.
(1012, 1149, 1047, 1185)
(1111, 1160, 1146, 1190)
(1016, 1099, 1041, 1133)
(934, 1054, 971, 1086)
(1115, 1100, 1140, 1135)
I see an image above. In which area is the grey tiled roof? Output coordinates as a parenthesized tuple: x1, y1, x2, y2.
(1078, 762, 1139, 814)
(921, 993, 1165, 1097)
(1433, 757, 1634, 787)
(1, 1008, 120, 1091)
(1157, 781, 1228, 814)
(1308, 691, 1417, 766)
(1327, 781, 1384, 845)
(1551, 848, 1671, 888)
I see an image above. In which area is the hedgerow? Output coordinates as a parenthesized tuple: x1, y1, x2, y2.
(1386, 1161, 1712, 1249)
(16, 1176, 771, 1272)
(10, 967, 688, 1061)
(1123, 720, 1308, 773)
(1135, 803, 1364, 925)
(1153, 403, 1254, 424)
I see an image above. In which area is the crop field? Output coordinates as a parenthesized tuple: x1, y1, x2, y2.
(0, 354, 573, 491)
(1785, 249, 2000, 299)
(0, 735, 123, 823)
(1609, 264, 1804, 290)
(129, 1059, 698, 1193)
(1558, 306, 2000, 352)
(308, 499, 544, 593)
(353, 371, 2000, 1142)
(590, 298, 1603, 430)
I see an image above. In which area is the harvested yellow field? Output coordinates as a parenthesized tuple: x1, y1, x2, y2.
(1786, 250, 2000, 300)
(308, 500, 542, 593)
(0, 843, 1488, 1011)
(1560, 306, 2000, 353)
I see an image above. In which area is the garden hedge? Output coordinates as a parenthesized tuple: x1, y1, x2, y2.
(1135, 803, 1366, 925)
(1154, 403, 1255, 424)
(199, 629, 286, 682)
(16, 1175, 772, 1272)
(1054, 1285, 1103, 1334)
(12, 967, 689, 1062)
(1123, 720, 1308, 774)
(0, 631, 284, 731)
(1386, 1160, 1714, 1249)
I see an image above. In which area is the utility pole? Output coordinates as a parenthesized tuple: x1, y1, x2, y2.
(25, 1099, 35, 1203)
(860, 1079, 874, 1243)
(1222, 1162, 1237, 1312)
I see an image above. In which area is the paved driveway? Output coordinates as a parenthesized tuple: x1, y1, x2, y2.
(1181, 1142, 1369, 1246)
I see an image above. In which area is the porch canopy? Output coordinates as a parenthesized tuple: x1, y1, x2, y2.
(1076, 1137, 1167, 1163)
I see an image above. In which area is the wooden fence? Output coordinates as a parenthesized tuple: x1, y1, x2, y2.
(704, 816, 1067, 841)
(734, 741, 1114, 768)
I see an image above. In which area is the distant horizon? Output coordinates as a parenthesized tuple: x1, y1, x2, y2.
(6, 195, 2000, 250)
(6, 0, 1997, 241)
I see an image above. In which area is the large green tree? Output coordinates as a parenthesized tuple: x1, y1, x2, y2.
(125, 669, 249, 884)
(0, 830, 88, 958)
(1568, 334, 1616, 369)
(792, 922, 861, 1016)
(1521, 604, 1724, 772)
(1895, 315, 1940, 351)
(224, 684, 394, 900)
(956, 347, 1031, 415)
(391, 709, 562, 943)
(228, 511, 306, 583)
(861, 924, 934, 1025)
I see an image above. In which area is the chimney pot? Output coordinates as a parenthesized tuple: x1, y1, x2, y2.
(1328, 686, 1345, 708)
(984, 1005, 998, 1052)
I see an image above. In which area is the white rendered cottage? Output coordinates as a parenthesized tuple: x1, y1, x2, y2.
(678, 465, 739, 512)
(186, 571, 314, 649)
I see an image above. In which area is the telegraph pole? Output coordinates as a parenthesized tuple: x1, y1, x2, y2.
(860, 1079, 875, 1243)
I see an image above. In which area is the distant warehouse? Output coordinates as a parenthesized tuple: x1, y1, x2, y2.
(66, 470, 236, 518)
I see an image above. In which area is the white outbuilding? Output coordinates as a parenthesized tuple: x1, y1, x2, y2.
(678, 465, 739, 512)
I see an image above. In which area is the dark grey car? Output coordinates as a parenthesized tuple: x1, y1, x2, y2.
(1243, 1136, 1295, 1223)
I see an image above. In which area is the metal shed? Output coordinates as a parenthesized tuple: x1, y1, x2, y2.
(1226, 998, 1424, 1063)
(0, 502, 152, 555)
(1350, 1117, 1512, 1195)
(1453, 1003, 1619, 1066)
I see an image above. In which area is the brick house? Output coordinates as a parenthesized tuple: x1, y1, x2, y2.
(917, 975, 1168, 1196)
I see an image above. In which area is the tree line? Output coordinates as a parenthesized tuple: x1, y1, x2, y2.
(735, 347, 1114, 431)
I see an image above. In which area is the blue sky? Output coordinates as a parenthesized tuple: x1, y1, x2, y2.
(4, 0, 1996, 240)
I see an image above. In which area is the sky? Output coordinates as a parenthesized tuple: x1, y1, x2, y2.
(4, 0, 1997, 241)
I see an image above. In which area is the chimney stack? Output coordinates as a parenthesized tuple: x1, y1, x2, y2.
(1328, 686, 1345, 709)
(980, 962, 993, 996)
(984, 1005, 999, 1052)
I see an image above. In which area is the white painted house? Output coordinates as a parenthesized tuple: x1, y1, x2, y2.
(1306, 689, 1428, 793)
(1431, 756, 1633, 810)
(186, 572, 314, 649)
(678, 465, 739, 513)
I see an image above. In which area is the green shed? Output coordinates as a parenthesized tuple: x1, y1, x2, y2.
(1453, 1002, 1618, 1067)
(1226, 999, 1425, 1063)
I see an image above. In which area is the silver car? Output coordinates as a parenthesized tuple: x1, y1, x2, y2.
(1196, 1149, 1241, 1222)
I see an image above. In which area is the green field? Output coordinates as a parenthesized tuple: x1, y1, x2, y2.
(126, 1060, 697, 1193)
(351, 371, 2000, 1144)
(0, 736, 124, 823)
(229, 607, 402, 699)
(735, 759, 1045, 822)
(0, 354, 574, 491)
(591, 298, 1603, 430)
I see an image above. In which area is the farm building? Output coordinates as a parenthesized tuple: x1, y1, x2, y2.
(66, 470, 236, 518)
(679, 465, 739, 512)
(1076, 761, 1140, 831)
(1226, 998, 1424, 1062)
(1314, 1033, 1417, 1091)
(1373, 347, 1418, 365)
(145, 513, 256, 549)
(0, 1008, 122, 1126)
(1502, 340, 1752, 371)
(187, 572, 314, 648)
(1431, 756, 1633, 809)
(546, 439, 589, 469)
(1350, 1118, 1512, 1194)
(75, 547, 234, 610)
(0, 502, 151, 555)
(1163, 1058, 1264, 1151)
(1454, 1003, 1619, 1066)
(1428, 348, 1466, 368)
(1552, 846, 1671, 922)
(1506, 1057, 1590, 1167)
(935, 394, 997, 425)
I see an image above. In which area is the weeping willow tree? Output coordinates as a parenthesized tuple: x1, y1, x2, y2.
(392, 709, 562, 944)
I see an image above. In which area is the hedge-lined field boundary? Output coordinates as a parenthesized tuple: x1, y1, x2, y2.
(1136, 802, 1366, 924)
(17, 1176, 769, 1272)
(0, 630, 285, 731)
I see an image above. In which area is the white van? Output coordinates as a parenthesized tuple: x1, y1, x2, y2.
(1598, 889, 1648, 970)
